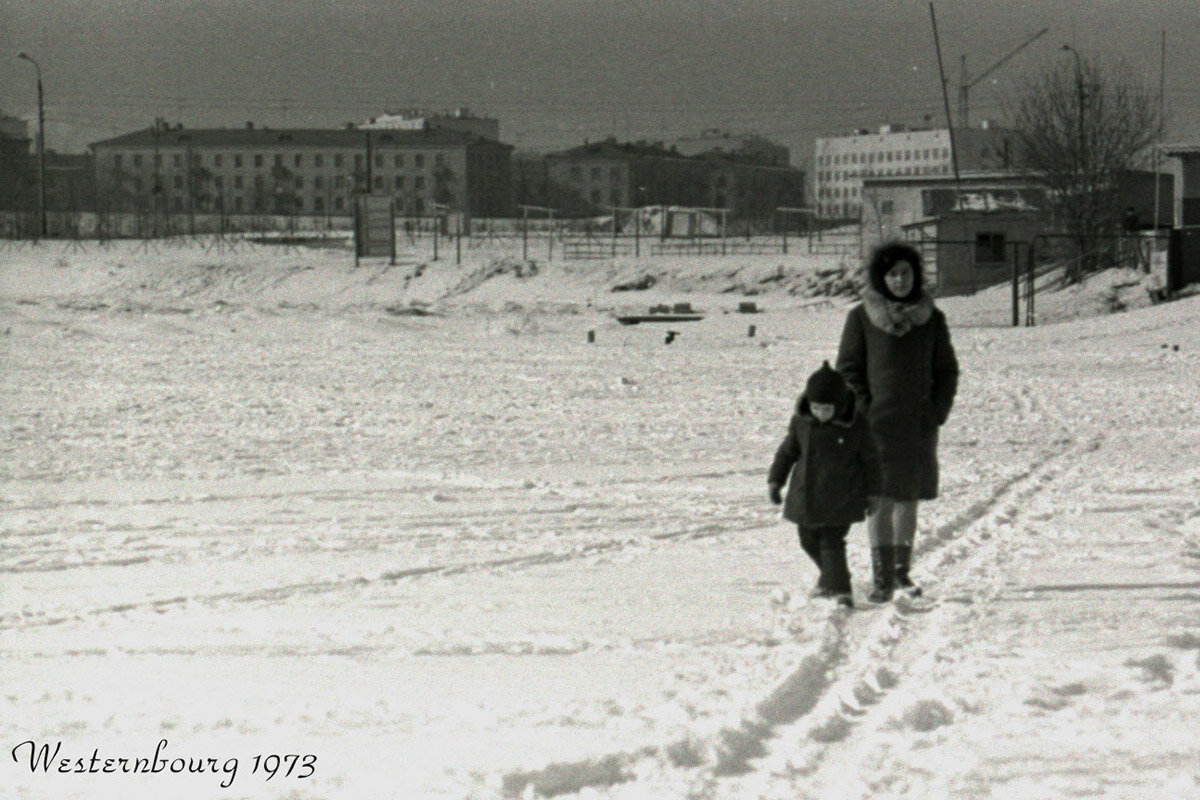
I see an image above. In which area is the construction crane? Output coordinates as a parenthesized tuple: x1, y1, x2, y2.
(958, 27, 1049, 127)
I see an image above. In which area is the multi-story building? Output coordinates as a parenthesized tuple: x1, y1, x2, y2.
(0, 112, 32, 211)
(669, 129, 790, 166)
(540, 137, 805, 221)
(89, 121, 513, 219)
(814, 122, 1022, 220)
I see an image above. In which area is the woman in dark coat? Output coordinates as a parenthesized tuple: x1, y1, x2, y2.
(836, 241, 959, 602)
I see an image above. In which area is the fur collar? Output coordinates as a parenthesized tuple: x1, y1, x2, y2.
(861, 287, 934, 337)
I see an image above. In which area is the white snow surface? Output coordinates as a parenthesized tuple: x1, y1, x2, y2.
(2, 236, 1199, 800)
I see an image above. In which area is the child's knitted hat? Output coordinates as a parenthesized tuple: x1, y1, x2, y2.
(805, 361, 848, 405)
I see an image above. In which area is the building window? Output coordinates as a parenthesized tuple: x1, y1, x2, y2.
(435, 153, 445, 166)
(334, 154, 344, 167)
(214, 176, 223, 189)
(880, 199, 894, 215)
(173, 175, 183, 189)
(569, 166, 581, 180)
(394, 175, 404, 190)
(314, 196, 324, 212)
(414, 175, 425, 189)
(254, 154, 263, 167)
(274, 154, 283, 167)
(173, 154, 182, 168)
(295, 176, 304, 189)
(214, 154, 223, 168)
(374, 176, 383, 190)
(414, 154, 425, 168)
(232, 154, 241, 168)
(335, 196, 344, 211)
(354, 154, 363, 170)
(235, 197, 243, 212)
(314, 176, 324, 189)
(976, 232, 1006, 264)
(295, 154, 303, 168)
(394, 155, 403, 168)
(375, 154, 383, 168)
(314, 154, 324, 168)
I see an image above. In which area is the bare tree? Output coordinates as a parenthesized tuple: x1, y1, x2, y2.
(1010, 53, 1162, 282)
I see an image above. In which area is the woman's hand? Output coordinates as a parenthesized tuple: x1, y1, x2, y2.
(768, 483, 783, 505)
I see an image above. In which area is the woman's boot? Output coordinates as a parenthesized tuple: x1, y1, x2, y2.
(894, 544, 922, 597)
(868, 546, 895, 603)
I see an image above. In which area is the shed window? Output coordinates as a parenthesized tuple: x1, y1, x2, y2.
(975, 232, 1006, 264)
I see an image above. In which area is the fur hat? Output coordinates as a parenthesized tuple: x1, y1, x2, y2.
(805, 360, 848, 406)
(867, 241, 924, 303)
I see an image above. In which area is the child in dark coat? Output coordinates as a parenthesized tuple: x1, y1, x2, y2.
(768, 361, 881, 608)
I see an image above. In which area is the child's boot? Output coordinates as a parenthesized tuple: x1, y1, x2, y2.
(894, 544, 922, 597)
(820, 546, 852, 601)
(868, 546, 896, 603)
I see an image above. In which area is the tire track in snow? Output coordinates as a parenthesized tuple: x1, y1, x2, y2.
(700, 434, 1105, 800)
(490, 435, 1093, 799)
(0, 517, 766, 630)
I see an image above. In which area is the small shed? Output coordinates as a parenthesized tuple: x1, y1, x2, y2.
(1164, 143, 1200, 292)
(900, 211, 1048, 297)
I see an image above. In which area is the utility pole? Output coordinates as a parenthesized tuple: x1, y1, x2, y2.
(958, 27, 1048, 127)
(17, 52, 47, 238)
(1063, 44, 1086, 191)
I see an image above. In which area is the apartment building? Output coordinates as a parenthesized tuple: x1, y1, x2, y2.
(89, 121, 513, 219)
(814, 122, 1020, 220)
(541, 137, 805, 221)
(0, 112, 32, 211)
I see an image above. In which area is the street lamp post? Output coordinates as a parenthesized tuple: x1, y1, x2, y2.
(1062, 45, 1086, 188)
(17, 52, 47, 238)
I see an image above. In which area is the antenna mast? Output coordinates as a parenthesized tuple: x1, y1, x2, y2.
(958, 26, 1049, 127)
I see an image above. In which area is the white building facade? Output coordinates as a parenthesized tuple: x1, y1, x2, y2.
(814, 123, 1020, 220)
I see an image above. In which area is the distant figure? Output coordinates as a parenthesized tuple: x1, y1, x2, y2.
(768, 361, 881, 608)
(836, 242, 959, 603)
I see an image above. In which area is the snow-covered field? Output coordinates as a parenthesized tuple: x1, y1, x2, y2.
(2, 236, 1199, 799)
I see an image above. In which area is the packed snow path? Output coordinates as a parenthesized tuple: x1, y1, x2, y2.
(3, 255, 1199, 799)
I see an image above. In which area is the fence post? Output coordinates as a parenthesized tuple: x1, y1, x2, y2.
(1011, 243, 1020, 328)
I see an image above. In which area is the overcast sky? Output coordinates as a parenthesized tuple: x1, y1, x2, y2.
(2, 0, 1197, 164)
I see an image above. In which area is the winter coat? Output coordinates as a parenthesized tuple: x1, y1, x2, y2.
(835, 288, 959, 501)
(768, 394, 882, 527)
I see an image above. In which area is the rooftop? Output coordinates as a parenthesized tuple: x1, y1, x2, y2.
(89, 125, 509, 150)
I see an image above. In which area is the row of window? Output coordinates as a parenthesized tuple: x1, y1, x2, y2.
(128, 173, 433, 192)
(818, 148, 950, 167)
(818, 202, 860, 218)
(818, 164, 953, 182)
(154, 192, 433, 214)
(568, 165, 624, 183)
(111, 151, 449, 172)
